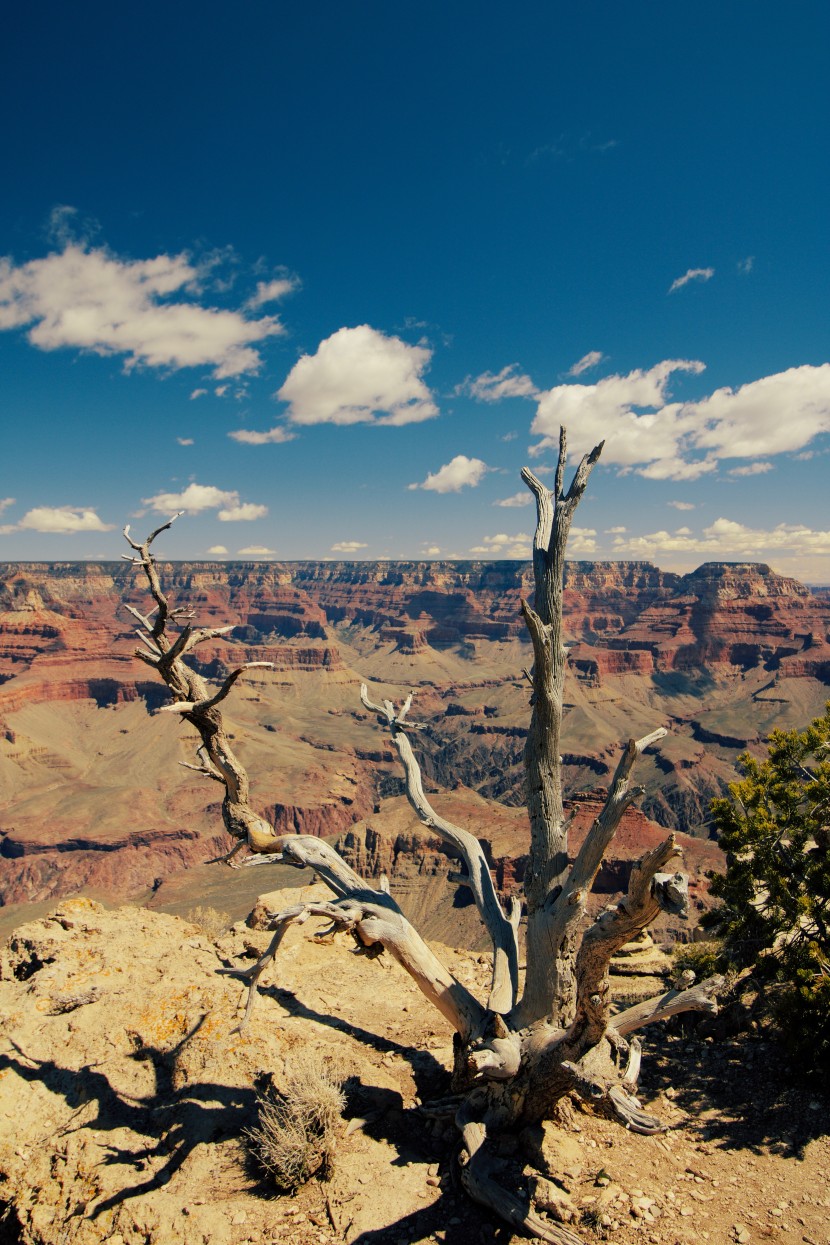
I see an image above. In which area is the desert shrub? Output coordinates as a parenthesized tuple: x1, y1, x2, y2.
(186, 905, 231, 940)
(671, 940, 723, 988)
(246, 1049, 347, 1190)
(704, 705, 830, 1084)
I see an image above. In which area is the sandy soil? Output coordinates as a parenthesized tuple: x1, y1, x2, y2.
(0, 895, 827, 1245)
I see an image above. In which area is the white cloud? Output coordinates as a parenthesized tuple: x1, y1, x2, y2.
(737, 256, 755, 275)
(458, 364, 538, 402)
(0, 242, 285, 378)
(207, 545, 228, 556)
(471, 528, 599, 557)
(605, 525, 627, 534)
(494, 492, 532, 508)
(530, 360, 830, 480)
(245, 276, 299, 310)
(612, 517, 830, 560)
(728, 461, 773, 477)
(0, 497, 15, 515)
(277, 325, 437, 426)
(228, 425, 296, 445)
(331, 540, 368, 554)
(176, 436, 194, 446)
(143, 482, 266, 522)
(668, 267, 715, 293)
(668, 500, 695, 511)
(217, 502, 268, 522)
(568, 350, 605, 377)
(0, 505, 113, 535)
(410, 455, 488, 493)
(237, 545, 276, 558)
(689, 365, 830, 459)
(144, 483, 237, 513)
(531, 359, 706, 470)
(470, 532, 531, 557)
(189, 388, 207, 400)
(423, 545, 442, 556)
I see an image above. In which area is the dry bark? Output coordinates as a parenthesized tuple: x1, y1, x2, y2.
(129, 431, 725, 1242)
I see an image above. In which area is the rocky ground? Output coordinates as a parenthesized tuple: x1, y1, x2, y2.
(0, 893, 827, 1245)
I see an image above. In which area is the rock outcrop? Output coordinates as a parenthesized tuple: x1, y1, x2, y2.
(0, 558, 826, 913)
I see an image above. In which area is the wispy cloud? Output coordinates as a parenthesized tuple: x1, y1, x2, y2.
(668, 267, 715, 293)
(244, 275, 299, 310)
(737, 256, 755, 275)
(228, 425, 296, 445)
(237, 545, 275, 558)
(668, 500, 695, 511)
(217, 502, 268, 522)
(331, 540, 368, 554)
(277, 325, 437, 426)
(728, 461, 773, 477)
(207, 545, 228, 556)
(0, 238, 286, 379)
(409, 455, 488, 493)
(457, 364, 538, 402)
(567, 350, 605, 377)
(493, 492, 532, 508)
(176, 436, 194, 446)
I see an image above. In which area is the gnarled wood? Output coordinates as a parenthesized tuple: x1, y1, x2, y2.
(130, 429, 726, 1245)
(124, 518, 280, 855)
(519, 432, 605, 1026)
(610, 975, 726, 1036)
(360, 685, 520, 1015)
(512, 725, 668, 1027)
(227, 897, 486, 1039)
(458, 1120, 583, 1245)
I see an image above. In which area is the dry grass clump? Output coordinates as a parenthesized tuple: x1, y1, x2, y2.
(246, 1049, 347, 1190)
(186, 905, 231, 940)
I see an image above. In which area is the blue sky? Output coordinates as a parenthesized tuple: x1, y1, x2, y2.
(1, 2, 829, 578)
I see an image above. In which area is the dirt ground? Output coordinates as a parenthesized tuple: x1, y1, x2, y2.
(0, 894, 827, 1245)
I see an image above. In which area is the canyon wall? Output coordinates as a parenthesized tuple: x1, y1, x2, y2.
(0, 557, 827, 916)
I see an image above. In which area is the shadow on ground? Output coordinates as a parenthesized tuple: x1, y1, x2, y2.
(639, 1026, 828, 1160)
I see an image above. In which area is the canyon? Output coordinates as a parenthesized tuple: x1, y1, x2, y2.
(0, 557, 828, 930)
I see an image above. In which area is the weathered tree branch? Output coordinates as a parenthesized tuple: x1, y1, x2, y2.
(124, 519, 279, 856)
(610, 975, 726, 1036)
(228, 897, 486, 1039)
(458, 1120, 583, 1244)
(519, 431, 605, 1027)
(571, 837, 687, 1047)
(512, 727, 668, 1027)
(360, 684, 520, 1014)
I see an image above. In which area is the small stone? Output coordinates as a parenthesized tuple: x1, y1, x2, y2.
(232, 1211, 247, 1225)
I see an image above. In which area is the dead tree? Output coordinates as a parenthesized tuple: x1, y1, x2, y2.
(126, 431, 723, 1245)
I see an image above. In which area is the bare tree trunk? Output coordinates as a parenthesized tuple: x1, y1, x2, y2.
(515, 431, 604, 1026)
(129, 435, 726, 1243)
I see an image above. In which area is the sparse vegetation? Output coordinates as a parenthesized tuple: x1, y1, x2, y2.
(186, 905, 231, 940)
(245, 1050, 346, 1190)
(670, 939, 723, 988)
(705, 705, 830, 1083)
